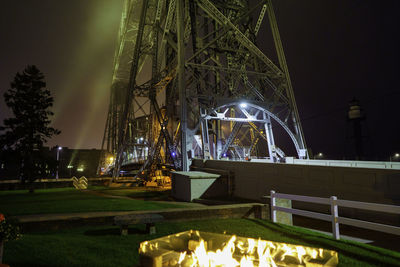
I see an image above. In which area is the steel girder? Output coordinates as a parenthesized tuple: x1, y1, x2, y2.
(101, 0, 308, 178)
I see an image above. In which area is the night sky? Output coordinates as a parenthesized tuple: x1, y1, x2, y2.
(0, 0, 123, 149)
(1, 0, 399, 159)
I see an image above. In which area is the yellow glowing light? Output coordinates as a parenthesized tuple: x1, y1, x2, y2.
(184, 235, 331, 266)
(77, 167, 84, 172)
(67, 165, 73, 169)
(140, 231, 338, 266)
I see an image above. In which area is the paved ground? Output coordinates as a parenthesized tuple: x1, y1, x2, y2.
(13, 202, 264, 235)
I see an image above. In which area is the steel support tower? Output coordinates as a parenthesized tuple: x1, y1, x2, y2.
(100, 0, 308, 178)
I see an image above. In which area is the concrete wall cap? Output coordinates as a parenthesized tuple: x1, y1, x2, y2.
(171, 171, 221, 178)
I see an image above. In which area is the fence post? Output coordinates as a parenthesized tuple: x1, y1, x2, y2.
(330, 196, 340, 240)
(271, 190, 276, 222)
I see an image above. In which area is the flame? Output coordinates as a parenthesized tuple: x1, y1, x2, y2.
(178, 235, 325, 267)
(139, 231, 338, 266)
(179, 251, 187, 265)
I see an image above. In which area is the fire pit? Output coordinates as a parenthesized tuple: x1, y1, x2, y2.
(139, 230, 338, 266)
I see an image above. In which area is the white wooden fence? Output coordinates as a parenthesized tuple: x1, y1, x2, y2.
(269, 190, 400, 240)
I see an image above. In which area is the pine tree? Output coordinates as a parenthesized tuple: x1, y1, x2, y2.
(0, 65, 60, 191)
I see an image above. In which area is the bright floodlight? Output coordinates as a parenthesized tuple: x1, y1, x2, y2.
(58, 146, 62, 150)
(318, 152, 323, 156)
(395, 153, 400, 157)
(240, 103, 247, 108)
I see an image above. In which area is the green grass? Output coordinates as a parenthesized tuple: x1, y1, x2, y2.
(0, 187, 184, 216)
(3, 218, 400, 267)
(89, 186, 172, 200)
(1, 187, 399, 266)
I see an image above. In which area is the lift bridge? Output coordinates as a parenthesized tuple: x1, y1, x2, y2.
(100, 0, 308, 179)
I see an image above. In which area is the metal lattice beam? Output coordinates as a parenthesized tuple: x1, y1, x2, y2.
(100, 0, 308, 179)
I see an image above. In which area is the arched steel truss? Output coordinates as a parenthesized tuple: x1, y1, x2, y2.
(202, 100, 307, 160)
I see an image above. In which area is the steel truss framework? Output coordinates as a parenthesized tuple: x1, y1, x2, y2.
(101, 0, 308, 178)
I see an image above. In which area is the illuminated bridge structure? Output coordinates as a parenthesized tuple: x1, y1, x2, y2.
(100, 0, 308, 178)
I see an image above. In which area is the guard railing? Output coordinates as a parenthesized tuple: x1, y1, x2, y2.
(267, 190, 400, 240)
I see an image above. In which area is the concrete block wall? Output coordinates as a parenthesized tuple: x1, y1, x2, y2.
(191, 159, 400, 224)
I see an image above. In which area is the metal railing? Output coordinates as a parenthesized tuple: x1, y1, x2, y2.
(268, 190, 400, 240)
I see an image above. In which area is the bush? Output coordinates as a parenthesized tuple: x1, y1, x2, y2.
(0, 213, 21, 242)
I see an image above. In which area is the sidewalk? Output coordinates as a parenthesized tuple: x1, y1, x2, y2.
(12, 203, 265, 232)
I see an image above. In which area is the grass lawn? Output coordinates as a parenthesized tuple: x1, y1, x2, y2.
(89, 186, 172, 200)
(0, 187, 185, 216)
(3, 218, 400, 267)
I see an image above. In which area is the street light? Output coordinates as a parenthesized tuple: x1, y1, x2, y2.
(314, 152, 324, 159)
(56, 146, 62, 179)
(67, 165, 73, 177)
(390, 153, 400, 162)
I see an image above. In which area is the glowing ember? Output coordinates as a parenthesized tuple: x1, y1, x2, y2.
(139, 230, 338, 267)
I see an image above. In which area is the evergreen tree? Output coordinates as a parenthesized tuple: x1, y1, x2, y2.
(0, 65, 60, 191)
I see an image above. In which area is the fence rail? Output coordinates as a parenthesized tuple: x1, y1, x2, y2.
(268, 190, 400, 240)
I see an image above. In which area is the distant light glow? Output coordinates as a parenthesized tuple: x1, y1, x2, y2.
(318, 153, 323, 156)
(171, 152, 176, 157)
(395, 153, 400, 157)
(223, 153, 227, 157)
(240, 103, 247, 108)
(49, 1, 123, 150)
(67, 165, 73, 169)
(77, 167, 84, 172)
(58, 146, 62, 150)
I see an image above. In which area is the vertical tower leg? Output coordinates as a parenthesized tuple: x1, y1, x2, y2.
(177, 0, 188, 171)
(263, 112, 277, 162)
(200, 109, 211, 160)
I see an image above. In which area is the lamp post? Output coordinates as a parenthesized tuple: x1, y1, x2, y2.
(56, 146, 62, 179)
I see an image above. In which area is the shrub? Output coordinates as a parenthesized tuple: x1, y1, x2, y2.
(0, 213, 21, 242)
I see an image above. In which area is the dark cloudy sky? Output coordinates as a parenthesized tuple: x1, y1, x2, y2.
(1, 0, 399, 159)
(0, 0, 123, 150)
